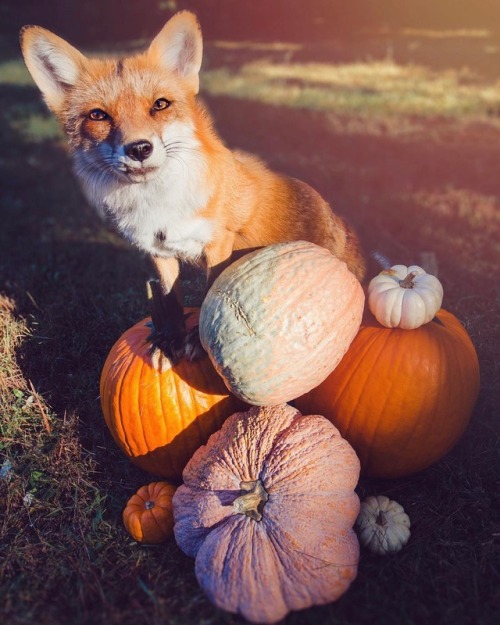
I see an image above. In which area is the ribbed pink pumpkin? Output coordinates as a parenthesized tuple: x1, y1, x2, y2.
(173, 404, 360, 624)
(199, 241, 365, 405)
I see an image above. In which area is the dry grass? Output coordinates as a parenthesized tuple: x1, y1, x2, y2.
(1, 27, 499, 625)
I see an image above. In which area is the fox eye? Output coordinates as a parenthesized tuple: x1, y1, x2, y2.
(152, 98, 171, 111)
(88, 109, 108, 121)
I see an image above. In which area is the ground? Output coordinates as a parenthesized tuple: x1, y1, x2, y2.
(0, 18, 499, 625)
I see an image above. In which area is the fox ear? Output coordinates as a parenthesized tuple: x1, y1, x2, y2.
(20, 26, 86, 111)
(148, 11, 202, 93)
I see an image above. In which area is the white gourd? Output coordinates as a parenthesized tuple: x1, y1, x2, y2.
(356, 495, 411, 555)
(368, 264, 443, 329)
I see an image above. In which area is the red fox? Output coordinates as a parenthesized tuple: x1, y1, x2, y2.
(21, 11, 366, 360)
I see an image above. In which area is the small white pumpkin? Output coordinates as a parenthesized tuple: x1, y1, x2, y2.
(368, 264, 443, 329)
(356, 495, 411, 555)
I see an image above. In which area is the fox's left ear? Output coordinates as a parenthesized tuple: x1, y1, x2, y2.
(148, 11, 202, 94)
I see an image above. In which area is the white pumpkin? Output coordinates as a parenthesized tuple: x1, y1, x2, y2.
(368, 264, 443, 329)
(356, 495, 411, 554)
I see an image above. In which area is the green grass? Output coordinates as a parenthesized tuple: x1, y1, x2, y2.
(0, 58, 34, 84)
(202, 59, 500, 117)
(1, 31, 499, 625)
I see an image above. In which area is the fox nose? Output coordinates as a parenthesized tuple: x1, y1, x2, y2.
(125, 140, 153, 162)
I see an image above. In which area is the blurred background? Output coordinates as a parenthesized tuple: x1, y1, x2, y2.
(2, 1, 500, 86)
(3, 0, 500, 47)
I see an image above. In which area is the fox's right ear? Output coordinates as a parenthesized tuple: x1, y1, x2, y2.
(20, 26, 86, 111)
(148, 11, 203, 94)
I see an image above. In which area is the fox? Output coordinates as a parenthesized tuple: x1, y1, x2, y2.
(20, 10, 366, 360)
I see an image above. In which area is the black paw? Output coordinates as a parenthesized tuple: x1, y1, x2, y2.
(146, 322, 186, 364)
(147, 279, 187, 364)
(146, 323, 206, 363)
(183, 325, 206, 361)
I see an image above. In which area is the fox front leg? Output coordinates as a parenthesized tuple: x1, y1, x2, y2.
(204, 231, 236, 289)
(180, 232, 237, 359)
(148, 256, 187, 362)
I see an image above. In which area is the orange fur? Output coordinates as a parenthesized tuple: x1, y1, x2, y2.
(21, 11, 366, 356)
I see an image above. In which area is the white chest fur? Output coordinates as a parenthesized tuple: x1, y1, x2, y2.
(75, 140, 214, 260)
(101, 176, 213, 259)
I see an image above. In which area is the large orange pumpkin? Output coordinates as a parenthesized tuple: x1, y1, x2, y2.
(296, 309, 480, 478)
(100, 309, 246, 481)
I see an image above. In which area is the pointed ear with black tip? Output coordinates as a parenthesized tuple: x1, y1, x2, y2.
(20, 25, 86, 111)
(147, 11, 203, 94)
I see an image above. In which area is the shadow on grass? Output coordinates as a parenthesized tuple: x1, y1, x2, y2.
(204, 93, 500, 274)
(1, 57, 499, 624)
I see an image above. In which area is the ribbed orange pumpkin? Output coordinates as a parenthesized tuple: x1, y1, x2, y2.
(100, 310, 246, 480)
(296, 309, 480, 478)
(123, 481, 176, 544)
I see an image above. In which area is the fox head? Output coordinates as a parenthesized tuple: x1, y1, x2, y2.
(20, 11, 207, 186)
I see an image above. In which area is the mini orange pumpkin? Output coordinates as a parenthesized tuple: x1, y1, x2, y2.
(100, 309, 246, 480)
(123, 481, 176, 544)
(296, 309, 480, 478)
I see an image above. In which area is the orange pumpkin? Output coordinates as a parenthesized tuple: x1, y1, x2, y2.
(296, 309, 480, 478)
(100, 309, 246, 480)
(123, 481, 176, 544)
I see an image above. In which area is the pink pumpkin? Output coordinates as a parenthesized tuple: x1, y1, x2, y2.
(173, 404, 360, 623)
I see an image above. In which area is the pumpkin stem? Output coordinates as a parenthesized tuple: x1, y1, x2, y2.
(145, 500, 155, 510)
(399, 271, 419, 289)
(233, 479, 269, 522)
(376, 510, 388, 527)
